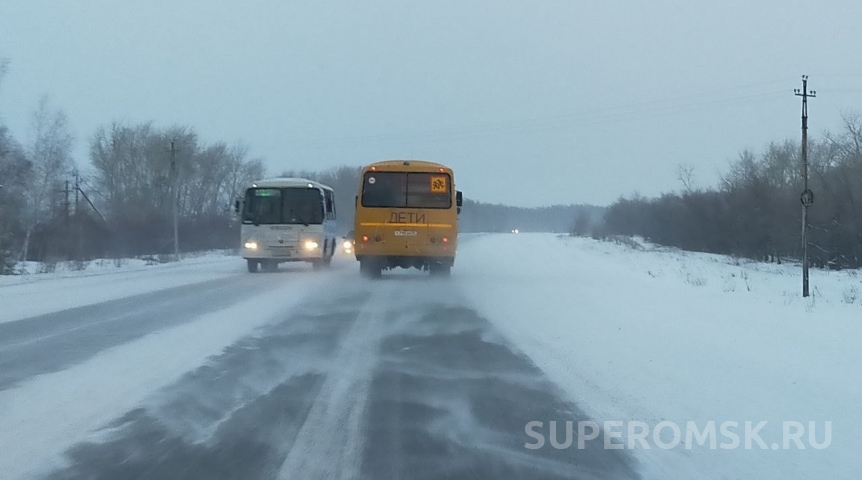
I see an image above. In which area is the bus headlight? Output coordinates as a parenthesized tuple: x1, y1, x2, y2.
(244, 241, 258, 250)
(342, 240, 353, 250)
(304, 240, 319, 250)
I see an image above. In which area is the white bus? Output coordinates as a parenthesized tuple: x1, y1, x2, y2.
(235, 178, 338, 273)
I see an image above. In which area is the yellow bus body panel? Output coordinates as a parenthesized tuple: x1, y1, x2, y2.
(354, 160, 458, 262)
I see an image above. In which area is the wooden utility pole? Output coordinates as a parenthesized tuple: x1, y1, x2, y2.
(74, 172, 80, 214)
(74, 172, 81, 260)
(169, 139, 180, 261)
(794, 75, 816, 297)
(64, 180, 71, 223)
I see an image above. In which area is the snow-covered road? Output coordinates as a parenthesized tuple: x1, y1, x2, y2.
(0, 244, 637, 480)
(0, 234, 857, 479)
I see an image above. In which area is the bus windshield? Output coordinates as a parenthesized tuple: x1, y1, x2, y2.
(361, 172, 451, 208)
(242, 188, 324, 225)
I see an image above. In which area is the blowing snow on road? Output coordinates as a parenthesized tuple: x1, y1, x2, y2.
(0, 234, 857, 480)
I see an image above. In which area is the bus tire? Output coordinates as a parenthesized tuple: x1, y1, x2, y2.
(360, 259, 381, 278)
(247, 259, 260, 273)
(430, 263, 451, 277)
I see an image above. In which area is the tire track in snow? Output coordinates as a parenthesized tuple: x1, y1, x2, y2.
(277, 280, 394, 480)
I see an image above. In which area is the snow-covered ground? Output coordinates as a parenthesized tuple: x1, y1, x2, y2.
(457, 233, 861, 480)
(0, 252, 242, 323)
(1, 250, 239, 285)
(3, 236, 857, 479)
(0, 254, 337, 479)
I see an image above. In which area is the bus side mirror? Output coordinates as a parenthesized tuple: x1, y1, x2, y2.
(456, 191, 463, 207)
(355, 195, 358, 208)
(233, 199, 241, 214)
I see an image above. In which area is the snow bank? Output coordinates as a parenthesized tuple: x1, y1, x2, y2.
(0, 252, 243, 323)
(456, 233, 861, 480)
(1, 250, 237, 285)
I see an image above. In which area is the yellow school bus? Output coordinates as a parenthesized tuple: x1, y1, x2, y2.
(354, 160, 462, 277)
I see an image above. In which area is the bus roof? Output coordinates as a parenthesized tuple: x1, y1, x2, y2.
(249, 177, 334, 191)
(363, 160, 452, 172)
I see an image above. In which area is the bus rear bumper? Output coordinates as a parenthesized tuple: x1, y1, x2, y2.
(356, 254, 454, 271)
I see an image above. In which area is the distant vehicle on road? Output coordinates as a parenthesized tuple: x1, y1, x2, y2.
(341, 230, 355, 255)
(353, 160, 462, 277)
(235, 178, 337, 272)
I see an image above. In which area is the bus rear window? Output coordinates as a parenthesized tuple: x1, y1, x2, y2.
(362, 172, 451, 208)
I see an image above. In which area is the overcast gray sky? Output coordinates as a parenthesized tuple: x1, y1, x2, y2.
(2, 0, 861, 206)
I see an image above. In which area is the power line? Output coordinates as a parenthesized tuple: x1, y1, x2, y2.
(807, 72, 862, 78)
(75, 182, 108, 224)
(289, 78, 796, 147)
(814, 88, 862, 94)
(78, 178, 109, 201)
(285, 90, 789, 150)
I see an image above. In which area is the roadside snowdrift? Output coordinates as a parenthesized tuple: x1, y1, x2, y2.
(457, 233, 860, 480)
(0, 252, 243, 323)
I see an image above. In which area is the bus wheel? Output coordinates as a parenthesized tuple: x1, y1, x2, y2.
(247, 259, 260, 273)
(360, 260, 381, 278)
(430, 263, 451, 277)
(312, 259, 330, 270)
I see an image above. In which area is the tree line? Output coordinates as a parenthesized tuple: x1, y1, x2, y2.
(599, 114, 862, 269)
(0, 62, 265, 272)
(87, 123, 265, 258)
(282, 166, 604, 235)
(459, 200, 603, 234)
(1, 60, 601, 273)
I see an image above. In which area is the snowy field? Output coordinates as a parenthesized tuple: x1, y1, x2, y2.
(457, 233, 861, 480)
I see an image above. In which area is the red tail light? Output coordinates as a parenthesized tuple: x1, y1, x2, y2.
(442, 237, 449, 243)
(361, 235, 369, 242)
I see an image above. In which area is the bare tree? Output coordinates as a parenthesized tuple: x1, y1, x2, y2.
(604, 117, 862, 269)
(0, 58, 9, 95)
(676, 164, 696, 193)
(88, 122, 266, 256)
(0, 58, 30, 272)
(0, 124, 30, 272)
(21, 96, 74, 260)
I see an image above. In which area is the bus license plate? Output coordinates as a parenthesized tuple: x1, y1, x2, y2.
(270, 246, 292, 256)
(394, 230, 418, 237)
